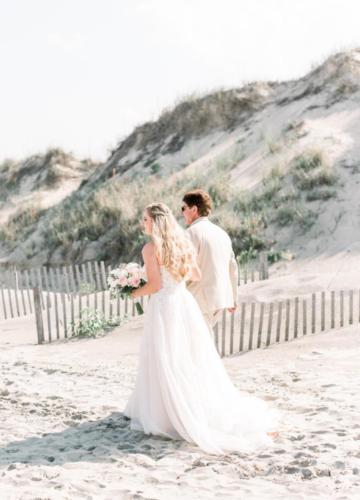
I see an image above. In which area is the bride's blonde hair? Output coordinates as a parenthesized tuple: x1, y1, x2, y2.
(146, 202, 197, 281)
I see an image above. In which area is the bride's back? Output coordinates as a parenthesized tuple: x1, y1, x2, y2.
(159, 265, 186, 291)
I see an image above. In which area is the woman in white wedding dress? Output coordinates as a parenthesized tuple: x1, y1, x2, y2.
(124, 202, 279, 455)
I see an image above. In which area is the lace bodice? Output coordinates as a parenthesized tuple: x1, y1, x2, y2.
(160, 266, 185, 291)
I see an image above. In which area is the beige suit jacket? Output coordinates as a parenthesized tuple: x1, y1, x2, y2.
(186, 217, 238, 314)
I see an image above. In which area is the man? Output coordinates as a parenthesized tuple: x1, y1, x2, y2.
(182, 189, 238, 335)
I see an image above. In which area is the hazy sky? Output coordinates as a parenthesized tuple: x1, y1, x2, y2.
(0, 0, 359, 162)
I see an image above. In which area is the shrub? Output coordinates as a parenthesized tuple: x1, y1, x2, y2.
(150, 162, 161, 175)
(274, 206, 298, 226)
(291, 149, 337, 191)
(72, 308, 121, 338)
(273, 204, 315, 230)
(234, 169, 283, 214)
(294, 167, 337, 190)
(306, 189, 336, 201)
(208, 174, 232, 207)
(0, 204, 43, 242)
(267, 248, 294, 263)
(292, 150, 324, 172)
(213, 210, 269, 257)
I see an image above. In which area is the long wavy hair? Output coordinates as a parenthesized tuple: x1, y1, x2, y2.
(146, 202, 197, 281)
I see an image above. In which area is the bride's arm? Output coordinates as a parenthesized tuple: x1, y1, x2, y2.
(131, 243, 162, 299)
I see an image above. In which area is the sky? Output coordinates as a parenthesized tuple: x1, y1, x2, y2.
(0, 0, 359, 162)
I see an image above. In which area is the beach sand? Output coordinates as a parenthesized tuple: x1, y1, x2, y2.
(0, 310, 359, 499)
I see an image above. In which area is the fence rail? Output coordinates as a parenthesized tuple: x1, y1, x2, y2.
(214, 289, 359, 357)
(29, 285, 360, 360)
(31, 287, 143, 343)
(0, 255, 268, 321)
(4, 257, 357, 360)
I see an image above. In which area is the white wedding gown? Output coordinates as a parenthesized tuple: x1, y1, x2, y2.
(124, 266, 279, 455)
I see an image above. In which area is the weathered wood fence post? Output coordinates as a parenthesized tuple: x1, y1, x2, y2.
(33, 286, 44, 344)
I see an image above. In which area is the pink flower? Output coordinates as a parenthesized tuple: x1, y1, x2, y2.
(129, 277, 141, 288)
(131, 270, 141, 281)
(118, 276, 128, 287)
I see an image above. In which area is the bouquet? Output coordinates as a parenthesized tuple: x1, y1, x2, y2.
(107, 262, 147, 315)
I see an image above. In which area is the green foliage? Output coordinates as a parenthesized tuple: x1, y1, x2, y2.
(306, 189, 336, 201)
(208, 174, 232, 207)
(267, 248, 294, 263)
(72, 308, 121, 338)
(0, 205, 43, 242)
(273, 204, 315, 230)
(294, 167, 337, 190)
(46, 169, 209, 260)
(2, 142, 336, 266)
(292, 150, 323, 172)
(235, 168, 285, 214)
(291, 149, 337, 191)
(213, 210, 268, 258)
(79, 282, 97, 294)
(150, 162, 161, 175)
(236, 248, 261, 265)
(266, 249, 283, 264)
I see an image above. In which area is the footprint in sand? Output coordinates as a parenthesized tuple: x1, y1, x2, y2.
(288, 434, 305, 441)
(323, 443, 337, 449)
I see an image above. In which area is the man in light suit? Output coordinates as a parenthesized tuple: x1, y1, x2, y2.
(182, 189, 238, 335)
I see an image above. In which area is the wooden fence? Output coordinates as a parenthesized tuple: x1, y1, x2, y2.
(29, 285, 360, 358)
(31, 286, 147, 344)
(0, 255, 268, 322)
(6, 257, 357, 360)
(214, 289, 360, 357)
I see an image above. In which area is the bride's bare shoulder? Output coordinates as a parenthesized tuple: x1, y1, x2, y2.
(141, 242, 158, 259)
(141, 242, 162, 266)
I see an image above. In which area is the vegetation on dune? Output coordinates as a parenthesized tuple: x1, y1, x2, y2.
(46, 147, 335, 263)
(292, 149, 337, 190)
(0, 204, 44, 242)
(45, 163, 228, 262)
(0, 148, 96, 202)
(0, 140, 339, 265)
(2, 50, 358, 268)
(111, 86, 270, 154)
(230, 148, 338, 258)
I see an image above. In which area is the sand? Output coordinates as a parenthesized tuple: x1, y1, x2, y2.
(0, 309, 359, 499)
(1, 256, 360, 499)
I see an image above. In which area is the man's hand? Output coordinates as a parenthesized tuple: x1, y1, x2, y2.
(227, 305, 237, 313)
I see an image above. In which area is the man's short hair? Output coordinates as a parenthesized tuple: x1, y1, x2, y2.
(182, 189, 212, 216)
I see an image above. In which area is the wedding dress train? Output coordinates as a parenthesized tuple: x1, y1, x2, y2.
(124, 266, 279, 454)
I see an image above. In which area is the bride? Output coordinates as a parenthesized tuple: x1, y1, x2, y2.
(124, 202, 279, 455)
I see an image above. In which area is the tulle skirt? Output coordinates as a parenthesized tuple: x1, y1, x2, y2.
(124, 282, 279, 455)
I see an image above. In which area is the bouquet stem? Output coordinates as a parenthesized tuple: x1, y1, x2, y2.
(135, 301, 144, 315)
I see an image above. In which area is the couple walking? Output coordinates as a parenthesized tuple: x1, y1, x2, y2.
(124, 189, 279, 455)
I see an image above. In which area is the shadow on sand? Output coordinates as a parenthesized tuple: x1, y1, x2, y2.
(0, 412, 189, 466)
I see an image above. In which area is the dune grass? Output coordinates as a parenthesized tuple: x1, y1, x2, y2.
(0, 204, 44, 242)
(0, 147, 338, 264)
